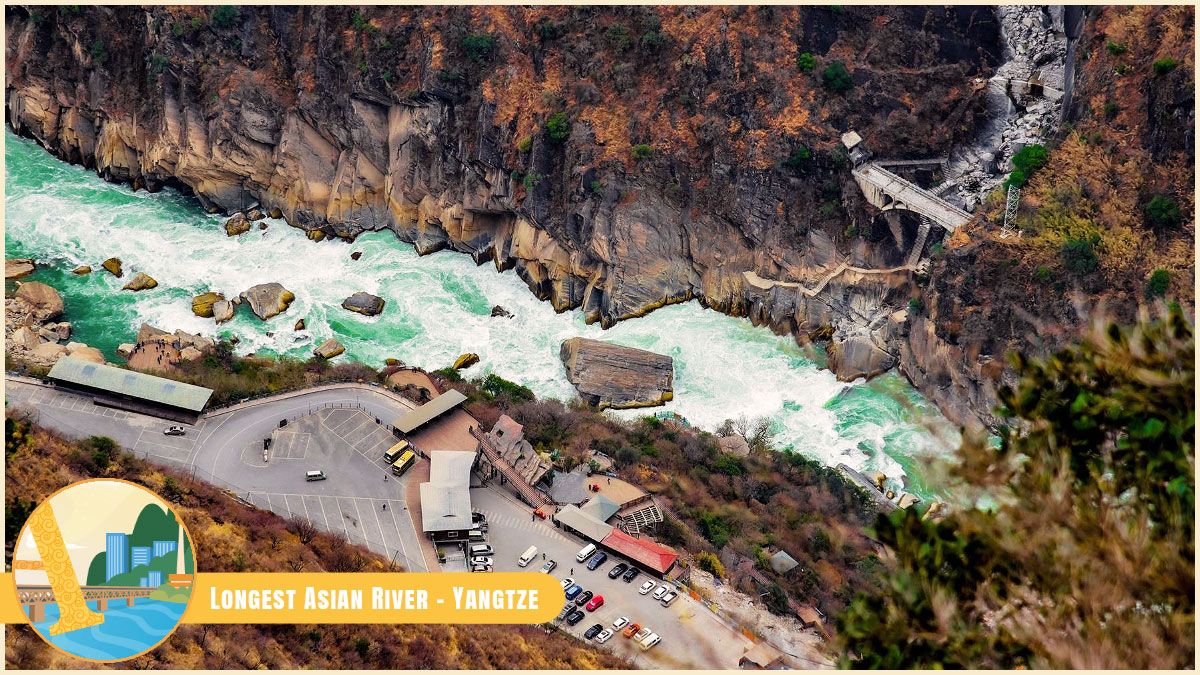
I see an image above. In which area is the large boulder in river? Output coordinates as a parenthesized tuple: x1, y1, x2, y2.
(313, 338, 345, 359)
(341, 292, 386, 316)
(102, 257, 123, 277)
(5, 258, 35, 279)
(122, 272, 158, 291)
(559, 337, 674, 409)
(240, 283, 295, 320)
(192, 292, 224, 317)
(71, 265, 92, 275)
(30, 341, 69, 364)
(491, 305, 513, 318)
(212, 299, 235, 324)
(15, 281, 64, 321)
(827, 335, 896, 382)
(224, 212, 251, 236)
(453, 353, 480, 370)
(66, 342, 105, 364)
(137, 322, 171, 343)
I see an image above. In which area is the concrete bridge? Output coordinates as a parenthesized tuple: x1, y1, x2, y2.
(851, 162, 972, 232)
(17, 585, 156, 621)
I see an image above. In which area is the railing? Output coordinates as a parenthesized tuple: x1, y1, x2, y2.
(471, 427, 550, 507)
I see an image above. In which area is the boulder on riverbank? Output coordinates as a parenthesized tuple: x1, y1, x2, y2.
(213, 300, 235, 324)
(559, 337, 674, 409)
(122, 272, 158, 291)
(247, 208, 265, 221)
(313, 338, 345, 359)
(341, 292, 386, 316)
(717, 435, 752, 458)
(15, 281, 65, 321)
(192, 292, 224, 317)
(453, 353, 480, 370)
(5, 259, 35, 279)
(827, 335, 896, 382)
(224, 213, 251, 236)
(102, 257, 123, 277)
(117, 343, 136, 359)
(240, 283, 295, 320)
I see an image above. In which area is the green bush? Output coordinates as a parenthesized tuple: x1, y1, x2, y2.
(545, 112, 570, 144)
(1012, 144, 1048, 176)
(631, 144, 653, 161)
(908, 297, 924, 314)
(822, 61, 853, 92)
(1115, 62, 1131, 76)
(1005, 168, 1028, 189)
(697, 551, 726, 578)
(1103, 101, 1119, 120)
(1105, 41, 1127, 56)
(516, 136, 532, 152)
(589, 180, 602, 195)
(1146, 195, 1182, 229)
(535, 19, 560, 41)
(783, 145, 811, 170)
(89, 40, 108, 63)
(796, 52, 816, 71)
(1153, 57, 1179, 75)
(711, 454, 745, 476)
(1060, 236, 1100, 274)
(209, 6, 237, 29)
(606, 24, 633, 50)
(463, 34, 496, 63)
(481, 373, 535, 402)
(1146, 269, 1171, 297)
(1034, 266, 1054, 284)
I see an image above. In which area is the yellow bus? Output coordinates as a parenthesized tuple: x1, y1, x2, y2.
(391, 450, 417, 476)
(384, 440, 411, 464)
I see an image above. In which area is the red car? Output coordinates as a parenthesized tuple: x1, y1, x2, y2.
(585, 595, 604, 611)
(533, 509, 547, 519)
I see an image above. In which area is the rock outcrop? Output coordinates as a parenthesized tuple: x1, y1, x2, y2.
(121, 272, 158, 291)
(15, 281, 64, 321)
(313, 338, 345, 359)
(294, 318, 306, 331)
(192, 292, 224, 317)
(5, 259, 35, 279)
(212, 300, 235, 323)
(560, 337, 674, 409)
(491, 305, 513, 318)
(341, 292, 386, 317)
(71, 265, 91, 275)
(717, 435, 752, 458)
(101, 257, 123, 277)
(224, 213, 251, 236)
(240, 283, 295, 320)
(453, 353, 480, 370)
(827, 335, 897, 382)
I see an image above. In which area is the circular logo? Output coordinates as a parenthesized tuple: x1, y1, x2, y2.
(11, 479, 195, 662)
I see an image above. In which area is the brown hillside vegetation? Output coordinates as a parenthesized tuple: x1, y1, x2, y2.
(3, 415, 628, 670)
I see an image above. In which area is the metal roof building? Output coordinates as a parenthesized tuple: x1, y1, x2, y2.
(47, 357, 213, 422)
(420, 451, 475, 534)
(393, 389, 467, 435)
(600, 529, 679, 577)
(553, 505, 615, 542)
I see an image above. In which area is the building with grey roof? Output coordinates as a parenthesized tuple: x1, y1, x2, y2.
(47, 356, 213, 422)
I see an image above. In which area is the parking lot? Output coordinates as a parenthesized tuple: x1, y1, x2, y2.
(469, 487, 752, 669)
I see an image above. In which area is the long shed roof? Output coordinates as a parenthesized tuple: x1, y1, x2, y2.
(420, 450, 475, 532)
(47, 357, 213, 412)
(393, 389, 467, 434)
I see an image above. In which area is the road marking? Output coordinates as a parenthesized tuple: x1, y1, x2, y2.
(351, 498, 365, 544)
(366, 498, 388, 556)
(300, 496, 313, 525)
(387, 503, 420, 572)
(318, 497, 332, 530)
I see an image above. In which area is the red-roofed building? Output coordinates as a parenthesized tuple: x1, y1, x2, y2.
(600, 529, 678, 578)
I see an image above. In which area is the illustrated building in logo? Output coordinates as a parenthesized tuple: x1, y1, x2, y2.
(105, 533, 129, 581)
(131, 546, 151, 567)
(152, 540, 176, 558)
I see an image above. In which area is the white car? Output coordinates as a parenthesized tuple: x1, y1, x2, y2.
(560, 577, 575, 589)
(661, 591, 678, 606)
(652, 584, 670, 600)
(472, 556, 494, 566)
(163, 426, 186, 436)
(540, 560, 557, 574)
(611, 616, 629, 630)
(596, 628, 614, 643)
(638, 580, 656, 595)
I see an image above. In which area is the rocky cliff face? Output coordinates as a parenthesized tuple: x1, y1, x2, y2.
(10, 6, 1184, 431)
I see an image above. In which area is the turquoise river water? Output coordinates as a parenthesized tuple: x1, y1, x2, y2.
(5, 130, 956, 499)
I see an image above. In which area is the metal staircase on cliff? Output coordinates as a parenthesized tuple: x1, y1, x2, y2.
(616, 495, 663, 538)
(472, 427, 550, 507)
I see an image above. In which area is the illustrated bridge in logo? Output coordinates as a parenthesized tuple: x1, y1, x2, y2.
(16, 585, 156, 622)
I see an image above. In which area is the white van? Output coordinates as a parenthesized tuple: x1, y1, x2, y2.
(517, 545, 539, 567)
(470, 544, 493, 557)
(639, 633, 661, 651)
(575, 543, 597, 562)
(305, 470, 327, 481)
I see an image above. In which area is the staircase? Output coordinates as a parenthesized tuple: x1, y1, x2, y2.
(906, 216, 933, 267)
(471, 427, 550, 507)
(617, 495, 663, 538)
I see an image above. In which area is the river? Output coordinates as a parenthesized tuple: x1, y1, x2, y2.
(29, 598, 187, 661)
(5, 130, 955, 499)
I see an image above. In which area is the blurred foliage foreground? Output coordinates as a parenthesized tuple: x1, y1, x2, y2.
(837, 303, 1194, 669)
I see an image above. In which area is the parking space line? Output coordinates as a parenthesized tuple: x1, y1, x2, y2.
(351, 498, 365, 545)
(318, 497, 332, 530)
(366, 499, 388, 556)
(386, 503, 417, 571)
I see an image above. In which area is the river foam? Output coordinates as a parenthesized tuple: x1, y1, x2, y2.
(5, 131, 954, 498)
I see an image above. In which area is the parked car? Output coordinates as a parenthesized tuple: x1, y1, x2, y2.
(596, 628, 614, 643)
(471, 556, 494, 567)
(640, 633, 661, 651)
(305, 470, 327, 481)
(556, 602, 575, 621)
(608, 562, 628, 579)
(540, 560, 557, 574)
(565, 610, 586, 626)
(652, 584, 670, 600)
(560, 577, 575, 589)
(471, 564, 493, 573)
(638, 581, 656, 595)
(612, 616, 629, 631)
(583, 623, 604, 640)
(622, 622, 642, 639)
(660, 591, 678, 607)
(469, 544, 494, 557)
(163, 426, 186, 436)
(586, 595, 604, 611)
(574, 590, 594, 607)
(564, 584, 583, 600)
(622, 567, 641, 583)
(634, 627, 653, 642)
(586, 551, 609, 571)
